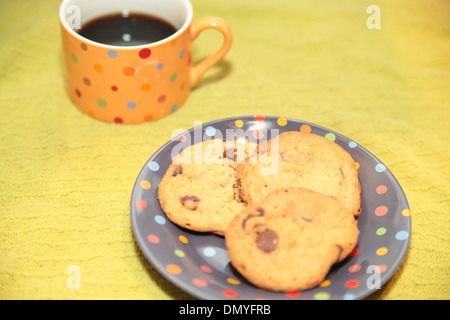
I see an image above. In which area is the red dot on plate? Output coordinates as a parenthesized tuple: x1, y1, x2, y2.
(223, 289, 238, 298)
(135, 199, 147, 209)
(286, 291, 300, 298)
(349, 248, 359, 257)
(376, 185, 387, 194)
(147, 234, 159, 244)
(254, 115, 265, 121)
(200, 265, 212, 273)
(139, 48, 151, 59)
(192, 278, 208, 288)
(345, 279, 360, 288)
(375, 205, 388, 216)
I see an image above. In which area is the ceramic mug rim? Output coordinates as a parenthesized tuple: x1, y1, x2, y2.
(59, 0, 194, 50)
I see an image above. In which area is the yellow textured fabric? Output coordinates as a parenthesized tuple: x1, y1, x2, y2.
(0, 0, 449, 300)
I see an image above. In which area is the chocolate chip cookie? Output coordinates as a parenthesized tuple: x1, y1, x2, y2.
(158, 139, 256, 235)
(225, 187, 359, 292)
(237, 131, 361, 216)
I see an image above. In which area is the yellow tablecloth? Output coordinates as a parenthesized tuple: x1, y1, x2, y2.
(0, 0, 448, 300)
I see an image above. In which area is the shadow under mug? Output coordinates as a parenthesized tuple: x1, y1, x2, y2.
(59, 0, 232, 124)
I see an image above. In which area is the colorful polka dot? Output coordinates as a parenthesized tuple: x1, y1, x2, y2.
(375, 163, 387, 173)
(123, 66, 135, 76)
(111, 85, 118, 92)
(140, 180, 151, 189)
(154, 215, 166, 225)
(314, 292, 330, 300)
(192, 278, 208, 288)
(325, 132, 336, 141)
(139, 48, 151, 59)
(135, 199, 147, 209)
(235, 120, 244, 128)
(402, 209, 411, 216)
(147, 234, 160, 244)
(83, 77, 91, 86)
(395, 230, 409, 240)
(375, 205, 388, 217)
(200, 265, 213, 273)
(202, 247, 216, 257)
(157, 63, 164, 70)
(376, 247, 388, 256)
(355, 162, 360, 170)
(141, 83, 151, 91)
(348, 264, 362, 273)
(170, 104, 178, 113)
(343, 293, 356, 300)
(97, 98, 107, 108)
(114, 117, 123, 124)
(345, 279, 360, 288)
(93, 64, 103, 73)
(300, 124, 311, 133)
(377, 264, 388, 273)
(227, 278, 240, 285)
(376, 227, 387, 236)
(277, 118, 287, 126)
(170, 73, 178, 82)
(349, 248, 359, 257)
(205, 126, 216, 137)
(349, 141, 357, 148)
(127, 101, 137, 110)
(320, 280, 331, 287)
(75, 89, 81, 97)
(179, 235, 188, 244)
(174, 249, 185, 258)
(170, 39, 177, 47)
(158, 94, 166, 103)
(223, 289, 238, 298)
(166, 264, 182, 275)
(147, 161, 160, 171)
(180, 49, 185, 58)
(71, 54, 78, 63)
(286, 291, 300, 298)
(376, 185, 387, 194)
(80, 43, 88, 51)
(107, 50, 118, 58)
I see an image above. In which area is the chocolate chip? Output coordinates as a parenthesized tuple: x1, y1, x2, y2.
(180, 196, 200, 210)
(172, 165, 183, 177)
(256, 230, 278, 252)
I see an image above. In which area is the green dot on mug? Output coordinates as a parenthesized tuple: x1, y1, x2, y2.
(97, 98, 107, 108)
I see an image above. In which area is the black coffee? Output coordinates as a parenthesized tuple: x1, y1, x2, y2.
(78, 12, 177, 46)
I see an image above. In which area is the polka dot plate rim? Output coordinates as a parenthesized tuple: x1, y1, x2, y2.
(130, 115, 411, 300)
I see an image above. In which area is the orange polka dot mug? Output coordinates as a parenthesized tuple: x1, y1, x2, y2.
(59, 0, 232, 124)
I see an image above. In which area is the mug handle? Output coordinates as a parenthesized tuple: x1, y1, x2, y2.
(188, 16, 233, 88)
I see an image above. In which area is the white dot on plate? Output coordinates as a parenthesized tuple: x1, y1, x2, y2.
(203, 247, 216, 257)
